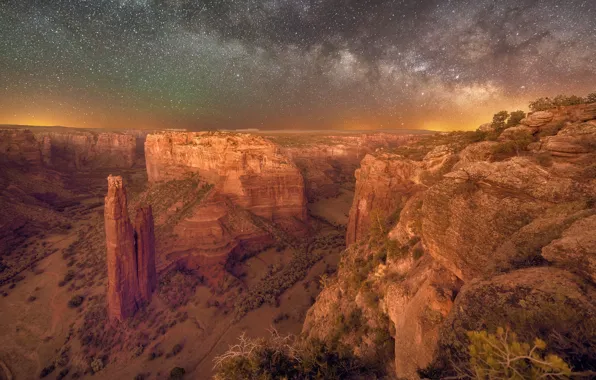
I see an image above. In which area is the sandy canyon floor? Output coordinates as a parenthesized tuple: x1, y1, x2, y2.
(0, 166, 353, 380)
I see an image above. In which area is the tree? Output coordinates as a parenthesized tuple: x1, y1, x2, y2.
(586, 92, 596, 103)
(506, 110, 526, 128)
(491, 111, 509, 131)
(529, 97, 554, 112)
(461, 327, 573, 379)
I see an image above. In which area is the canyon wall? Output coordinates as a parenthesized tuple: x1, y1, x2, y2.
(304, 104, 596, 378)
(141, 132, 308, 284)
(0, 129, 43, 166)
(274, 132, 421, 201)
(35, 131, 137, 169)
(145, 132, 307, 222)
(104, 175, 156, 321)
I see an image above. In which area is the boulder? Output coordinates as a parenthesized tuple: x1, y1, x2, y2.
(521, 111, 554, 127)
(542, 214, 596, 283)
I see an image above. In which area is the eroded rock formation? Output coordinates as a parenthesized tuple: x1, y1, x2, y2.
(37, 131, 137, 169)
(0, 129, 43, 166)
(140, 132, 309, 285)
(105, 175, 156, 321)
(145, 132, 306, 221)
(274, 132, 420, 201)
(304, 103, 596, 379)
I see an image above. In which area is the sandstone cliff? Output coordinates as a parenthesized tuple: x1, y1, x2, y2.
(0, 129, 43, 166)
(272, 132, 421, 201)
(104, 175, 156, 321)
(303, 103, 596, 378)
(145, 132, 306, 222)
(139, 132, 308, 285)
(36, 131, 137, 169)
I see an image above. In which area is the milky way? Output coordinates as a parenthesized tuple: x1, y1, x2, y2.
(0, 0, 595, 130)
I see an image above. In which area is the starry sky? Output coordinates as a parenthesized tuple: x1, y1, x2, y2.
(0, 0, 595, 131)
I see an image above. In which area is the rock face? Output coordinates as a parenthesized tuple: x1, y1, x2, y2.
(104, 175, 156, 321)
(275, 133, 420, 201)
(304, 105, 596, 379)
(134, 206, 157, 303)
(141, 132, 309, 285)
(37, 131, 137, 169)
(145, 132, 306, 222)
(0, 129, 43, 166)
(346, 154, 420, 245)
(520, 110, 554, 127)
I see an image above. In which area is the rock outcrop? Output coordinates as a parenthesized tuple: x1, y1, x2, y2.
(134, 206, 157, 303)
(346, 154, 420, 245)
(37, 131, 137, 169)
(104, 175, 156, 321)
(145, 132, 306, 222)
(0, 129, 43, 166)
(274, 133, 420, 201)
(140, 132, 309, 285)
(304, 103, 596, 379)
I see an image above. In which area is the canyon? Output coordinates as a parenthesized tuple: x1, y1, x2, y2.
(0, 101, 595, 380)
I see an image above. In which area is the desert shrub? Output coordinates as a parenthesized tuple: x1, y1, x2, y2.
(491, 111, 509, 131)
(506, 110, 526, 128)
(158, 267, 201, 309)
(553, 94, 584, 107)
(463, 327, 572, 379)
(68, 295, 84, 308)
(90, 357, 103, 373)
(535, 152, 553, 167)
(491, 130, 534, 159)
(56, 368, 69, 380)
(529, 97, 555, 112)
(412, 246, 424, 260)
(169, 367, 185, 380)
(233, 245, 323, 320)
(39, 364, 56, 378)
(213, 331, 379, 380)
(170, 343, 183, 357)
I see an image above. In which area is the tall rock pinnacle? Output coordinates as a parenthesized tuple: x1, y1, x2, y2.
(104, 175, 156, 322)
(135, 206, 157, 303)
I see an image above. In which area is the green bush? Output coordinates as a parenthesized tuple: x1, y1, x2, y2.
(506, 110, 526, 128)
(39, 364, 55, 378)
(68, 295, 84, 308)
(491, 111, 509, 131)
(213, 332, 380, 380)
(464, 327, 572, 379)
(169, 367, 185, 380)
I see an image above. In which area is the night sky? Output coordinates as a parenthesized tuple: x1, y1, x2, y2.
(1, 0, 595, 131)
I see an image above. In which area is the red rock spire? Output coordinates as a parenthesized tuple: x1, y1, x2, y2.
(104, 175, 156, 322)
(135, 206, 156, 303)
